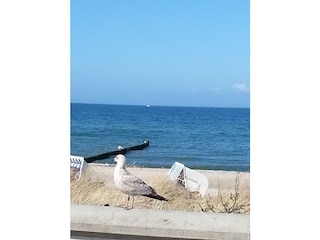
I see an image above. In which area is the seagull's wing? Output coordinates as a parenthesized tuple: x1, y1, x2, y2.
(120, 172, 154, 196)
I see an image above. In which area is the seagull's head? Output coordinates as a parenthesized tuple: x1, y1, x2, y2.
(114, 154, 126, 168)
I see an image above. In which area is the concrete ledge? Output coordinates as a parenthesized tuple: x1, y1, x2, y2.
(71, 205, 250, 240)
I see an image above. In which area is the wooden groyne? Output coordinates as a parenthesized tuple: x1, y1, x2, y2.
(84, 140, 149, 163)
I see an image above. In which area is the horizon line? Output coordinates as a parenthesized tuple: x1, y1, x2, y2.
(70, 102, 250, 109)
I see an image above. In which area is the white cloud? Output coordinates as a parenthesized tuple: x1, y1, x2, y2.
(233, 82, 249, 93)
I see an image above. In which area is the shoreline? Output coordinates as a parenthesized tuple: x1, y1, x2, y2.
(91, 161, 250, 172)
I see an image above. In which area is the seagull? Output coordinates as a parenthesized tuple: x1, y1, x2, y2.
(113, 154, 168, 210)
(117, 145, 124, 150)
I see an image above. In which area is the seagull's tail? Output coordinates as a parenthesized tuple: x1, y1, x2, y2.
(144, 193, 168, 201)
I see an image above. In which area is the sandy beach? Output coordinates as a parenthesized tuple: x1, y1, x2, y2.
(81, 163, 250, 196)
(71, 163, 250, 213)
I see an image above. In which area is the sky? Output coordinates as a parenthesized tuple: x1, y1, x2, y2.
(71, 0, 250, 108)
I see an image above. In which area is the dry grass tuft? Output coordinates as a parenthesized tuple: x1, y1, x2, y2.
(199, 173, 250, 214)
(70, 170, 250, 214)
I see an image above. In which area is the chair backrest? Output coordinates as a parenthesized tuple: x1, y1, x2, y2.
(70, 155, 87, 180)
(167, 162, 185, 181)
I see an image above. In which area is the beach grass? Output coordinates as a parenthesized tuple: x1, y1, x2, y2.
(70, 168, 250, 214)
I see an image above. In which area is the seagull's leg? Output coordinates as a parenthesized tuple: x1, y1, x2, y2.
(124, 195, 130, 209)
(131, 197, 134, 209)
(125, 195, 134, 210)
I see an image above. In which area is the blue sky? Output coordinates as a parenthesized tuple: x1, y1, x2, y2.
(71, 0, 250, 108)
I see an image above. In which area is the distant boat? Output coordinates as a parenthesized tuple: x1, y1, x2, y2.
(146, 105, 151, 108)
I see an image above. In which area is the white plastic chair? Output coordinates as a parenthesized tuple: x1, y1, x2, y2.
(167, 162, 209, 197)
(70, 155, 87, 180)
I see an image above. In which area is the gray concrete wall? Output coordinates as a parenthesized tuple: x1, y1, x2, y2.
(71, 205, 250, 240)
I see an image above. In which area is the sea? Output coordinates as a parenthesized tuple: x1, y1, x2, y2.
(71, 103, 250, 172)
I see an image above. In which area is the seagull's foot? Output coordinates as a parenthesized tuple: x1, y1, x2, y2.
(124, 206, 133, 210)
(123, 203, 129, 209)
